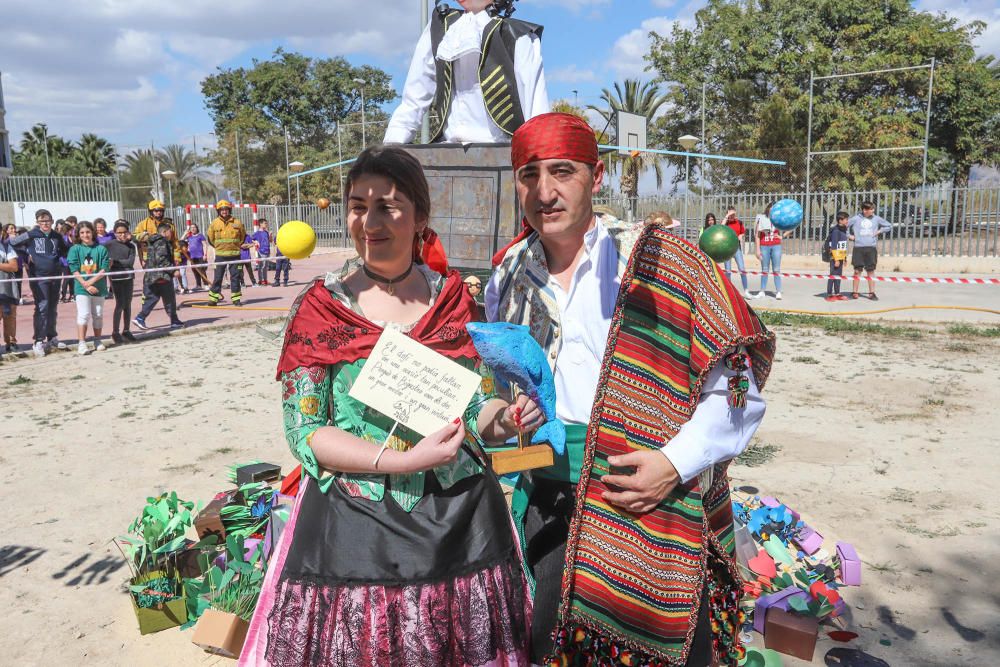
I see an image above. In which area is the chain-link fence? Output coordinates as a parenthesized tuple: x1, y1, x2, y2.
(596, 184, 1000, 258)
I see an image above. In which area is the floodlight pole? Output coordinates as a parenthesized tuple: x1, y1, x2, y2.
(805, 71, 814, 232)
(235, 127, 243, 204)
(420, 0, 430, 144)
(920, 57, 936, 193)
(701, 81, 707, 222)
(284, 129, 292, 207)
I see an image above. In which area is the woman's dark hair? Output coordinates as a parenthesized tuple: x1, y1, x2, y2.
(345, 145, 431, 224)
(764, 202, 773, 216)
(113, 221, 130, 232)
(75, 221, 96, 244)
(704, 213, 717, 229)
(94, 217, 107, 228)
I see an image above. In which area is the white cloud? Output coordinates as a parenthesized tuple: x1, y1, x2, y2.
(914, 0, 1000, 58)
(548, 64, 598, 84)
(521, 0, 611, 12)
(610, 16, 675, 79)
(2, 0, 423, 144)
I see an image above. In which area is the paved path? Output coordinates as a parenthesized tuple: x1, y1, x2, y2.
(5, 249, 998, 359)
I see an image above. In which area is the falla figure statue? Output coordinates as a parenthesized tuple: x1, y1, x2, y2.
(384, 0, 550, 144)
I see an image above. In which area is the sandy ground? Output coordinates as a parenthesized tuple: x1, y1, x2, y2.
(1, 264, 999, 666)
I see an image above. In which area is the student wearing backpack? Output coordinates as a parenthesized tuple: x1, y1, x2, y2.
(132, 222, 184, 331)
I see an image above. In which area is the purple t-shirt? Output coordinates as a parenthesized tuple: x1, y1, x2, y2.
(187, 233, 206, 259)
(97, 233, 114, 245)
(251, 230, 271, 257)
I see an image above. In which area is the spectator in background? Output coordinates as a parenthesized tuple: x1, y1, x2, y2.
(8, 225, 29, 305)
(0, 225, 20, 353)
(106, 222, 138, 344)
(273, 247, 291, 287)
(59, 221, 76, 302)
(251, 218, 273, 285)
(848, 201, 892, 301)
(753, 202, 792, 300)
(239, 230, 258, 287)
(825, 212, 851, 302)
(67, 221, 110, 354)
(11, 209, 71, 357)
(95, 218, 113, 245)
(722, 206, 751, 298)
(702, 212, 718, 232)
(133, 222, 184, 331)
(183, 223, 208, 290)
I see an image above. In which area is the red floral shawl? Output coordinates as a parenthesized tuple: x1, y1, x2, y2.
(276, 270, 479, 378)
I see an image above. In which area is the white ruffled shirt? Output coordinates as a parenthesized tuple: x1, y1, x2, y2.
(384, 10, 549, 144)
(485, 220, 766, 483)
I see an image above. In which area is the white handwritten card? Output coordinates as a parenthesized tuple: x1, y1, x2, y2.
(348, 328, 481, 436)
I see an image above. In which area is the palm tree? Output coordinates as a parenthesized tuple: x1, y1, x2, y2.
(156, 144, 213, 204)
(587, 80, 669, 199)
(120, 149, 158, 209)
(76, 133, 118, 176)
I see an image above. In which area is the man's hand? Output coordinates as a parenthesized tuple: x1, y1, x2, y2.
(602, 451, 681, 514)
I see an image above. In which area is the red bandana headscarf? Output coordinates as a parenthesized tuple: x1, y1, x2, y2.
(492, 113, 600, 266)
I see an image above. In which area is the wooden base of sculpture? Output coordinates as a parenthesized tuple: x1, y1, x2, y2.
(491, 444, 554, 475)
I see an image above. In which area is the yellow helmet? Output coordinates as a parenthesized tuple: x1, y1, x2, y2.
(148, 199, 165, 210)
(216, 200, 233, 210)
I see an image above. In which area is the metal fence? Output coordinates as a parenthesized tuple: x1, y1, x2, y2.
(0, 175, 121, 202)
(122, 203, 352, 249)
(596, 185, 1000, 257)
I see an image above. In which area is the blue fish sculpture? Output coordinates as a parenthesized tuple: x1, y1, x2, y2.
(465, 322, 566, 455)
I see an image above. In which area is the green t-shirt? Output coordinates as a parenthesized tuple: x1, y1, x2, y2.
(67, 243, 110, 297)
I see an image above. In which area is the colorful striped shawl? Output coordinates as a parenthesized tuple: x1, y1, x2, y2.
(550, 222, 775, 666)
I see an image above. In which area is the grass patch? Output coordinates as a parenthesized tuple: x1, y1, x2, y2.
(189, 379, 204, 388)
(8, 375, 32, 386)
(117, 410, 136, 418)
(736, 441, 781, 467)
(894, 520, 960, 539)
(69, 374, 85, 381)
(887, 488, 916, 503)
(945, 342, 974, 353)
(924, 397, 945, 407)
(759, 311, 923, 339)
(791, 356, 820, 364)
(214, 446, 235, 455)
(865, 560, 900, 574)
(947, 324, 1000, 338)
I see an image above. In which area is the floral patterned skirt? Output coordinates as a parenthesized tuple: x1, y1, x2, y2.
(245, 473, 530, 667)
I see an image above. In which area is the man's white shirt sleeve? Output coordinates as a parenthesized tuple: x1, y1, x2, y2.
(660, 347, 765, 483)
(384, 24, 436, 144)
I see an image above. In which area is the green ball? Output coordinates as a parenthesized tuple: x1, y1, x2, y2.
(699, 225, 740, 262)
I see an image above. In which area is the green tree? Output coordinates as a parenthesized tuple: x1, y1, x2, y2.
(157, 144, 214, 205)
(119, 149, 157, 209)
(645, 0, 1000, 192)
(587, 80, 668, 198)
(13, 123, 84, 176)
(201, 49, 396, 204)
(76, 133, 118, 176)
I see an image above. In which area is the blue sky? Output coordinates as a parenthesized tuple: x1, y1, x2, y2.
(2, 0, 997, 159)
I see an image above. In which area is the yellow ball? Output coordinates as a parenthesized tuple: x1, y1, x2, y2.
(276, 220, 317, 260)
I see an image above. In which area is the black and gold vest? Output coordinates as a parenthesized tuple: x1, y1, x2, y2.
(428, 7, 543, 141)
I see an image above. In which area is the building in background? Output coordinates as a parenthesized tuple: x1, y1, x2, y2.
(0, 72, 11, 179)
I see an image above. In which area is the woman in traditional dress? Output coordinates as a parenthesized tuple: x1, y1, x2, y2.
(240, 145, 539, 667)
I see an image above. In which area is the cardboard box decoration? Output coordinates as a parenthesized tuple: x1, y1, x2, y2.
(753, 587, 809, 634)
(793, 525, 824, 555)
(764, 607, 819, 661)
(236, 462, 282, 486)
(836, 541, 862, 586)
(130, 570, 188, 635)
(191, 608, 250, 658)
(195, 491, 235, 540)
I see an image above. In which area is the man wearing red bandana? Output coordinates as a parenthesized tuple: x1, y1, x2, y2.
(486, 112, 777, 666)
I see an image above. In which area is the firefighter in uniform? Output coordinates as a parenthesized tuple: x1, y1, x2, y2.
(206, 200, 246, 307)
